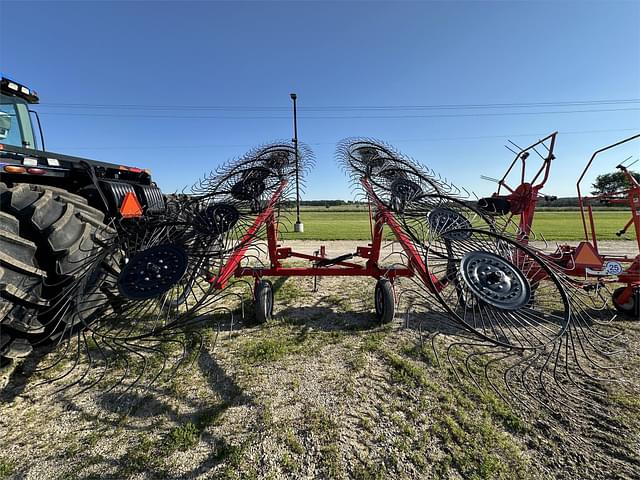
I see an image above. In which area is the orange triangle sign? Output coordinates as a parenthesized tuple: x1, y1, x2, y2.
(574, 242, 602, 268)
(120, 191, 143, 218)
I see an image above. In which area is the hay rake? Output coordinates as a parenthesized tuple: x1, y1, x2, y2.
(338, 139, 573, 345)
(29, 142, 313, 395)
(16, 136, 631, 416)
(339, 138, 627, 411)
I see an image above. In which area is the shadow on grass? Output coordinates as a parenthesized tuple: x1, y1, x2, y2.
(0, 343, 56, 403)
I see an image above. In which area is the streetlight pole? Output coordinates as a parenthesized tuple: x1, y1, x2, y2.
(291, 93, 303, 233)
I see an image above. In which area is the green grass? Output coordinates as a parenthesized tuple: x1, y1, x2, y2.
(528, 211, 633, 241)
(114, 401, 236, 477)
(281, 211, 377, 240)
(380, 345, 533, 479)
(305, 408, 344, 477)
(119, 435, 161, 477)
(167, 422, 200, 451)
(0, 459, 14, 480)
(238, 326, 314, 363)
(281, 210, 634, 241)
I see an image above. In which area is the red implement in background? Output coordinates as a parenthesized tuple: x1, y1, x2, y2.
(479, 131, 558, 241)
(482, 132, 640, 317)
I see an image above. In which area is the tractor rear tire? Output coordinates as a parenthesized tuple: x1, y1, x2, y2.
(0, 211, 48, 359)
(0, 182, 115, 362)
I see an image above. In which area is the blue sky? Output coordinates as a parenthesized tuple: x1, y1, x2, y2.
(1, 0, 638, 199)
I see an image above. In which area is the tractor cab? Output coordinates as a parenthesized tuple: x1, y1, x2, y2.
(0, 75, 40, 150)
(0, 74, 165, 218)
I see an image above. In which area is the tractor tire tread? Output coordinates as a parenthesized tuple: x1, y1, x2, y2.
(0, 182, 113, 364)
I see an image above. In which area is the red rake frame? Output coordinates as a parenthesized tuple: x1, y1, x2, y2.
(206, 177, 447, 296)
(570, 134, 640, 308)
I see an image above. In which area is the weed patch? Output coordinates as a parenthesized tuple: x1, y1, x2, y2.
(0, 459, 14, 480)
(238, 327, 316, 363)
(118, 435, 162, 477)
(167, 421, 200, 451)
(306, 407, 344, 476)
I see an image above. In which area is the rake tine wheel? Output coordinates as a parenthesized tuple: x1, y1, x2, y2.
(423, 228, 571, 350)
(337, 137, 627, 413)
(30, 141, 313, 396)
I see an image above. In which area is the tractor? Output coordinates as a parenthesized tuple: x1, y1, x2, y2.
(0, 74, 165, 364)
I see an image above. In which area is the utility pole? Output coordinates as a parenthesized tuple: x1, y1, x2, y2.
(291, 93, 303, 233)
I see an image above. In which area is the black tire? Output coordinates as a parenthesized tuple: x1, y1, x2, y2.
(374, 278, 395, 324)
(255, 280, 274, 324)
(0, 210, 48, 359)
(0, 182, 114, 358)
(612, 286, 638, 318)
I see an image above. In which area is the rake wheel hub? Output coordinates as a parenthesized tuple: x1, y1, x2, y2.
(231, 178, 266, 201)
(264, 151, 292, 171)
(355, 147, 385, 170)
(380, 167, 408, 181)
(118, 244, 188, 300)
(390, 178, 422, 201)
(459, 251, 530, 310)
(428, 207, 473, 240)
(195, 203, 240, 235)
(231, 167, 271, 201)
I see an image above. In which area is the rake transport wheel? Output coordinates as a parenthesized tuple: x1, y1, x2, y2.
(0, 182, 113, 360)
(374, 278, 395, 324)
(612, 286, 639, 318)
(255, 279, 274, 324)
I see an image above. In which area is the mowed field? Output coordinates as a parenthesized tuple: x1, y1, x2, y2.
(281, 208, 634, 241)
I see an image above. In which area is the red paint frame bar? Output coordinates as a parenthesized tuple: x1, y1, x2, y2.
(209, 180, 288, 289)
(361, 178, 443, 292)
(236, 266, 414, 278)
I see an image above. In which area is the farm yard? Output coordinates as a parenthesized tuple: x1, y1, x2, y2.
(2, 143, 639, 479)
(2, 2, 639, 480)
(1, 239, 639, 480)
(2, 152, 640, 480)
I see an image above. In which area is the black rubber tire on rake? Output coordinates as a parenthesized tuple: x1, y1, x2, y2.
(255, 279, 274, 324)
(374, 278, 395, 324)
(0, 182, 113, 357)
(611, 286, 639, 318)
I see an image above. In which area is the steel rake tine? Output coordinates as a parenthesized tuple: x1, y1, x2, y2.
(74, 329, 112, 395)
(42, 332, 85, 392)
